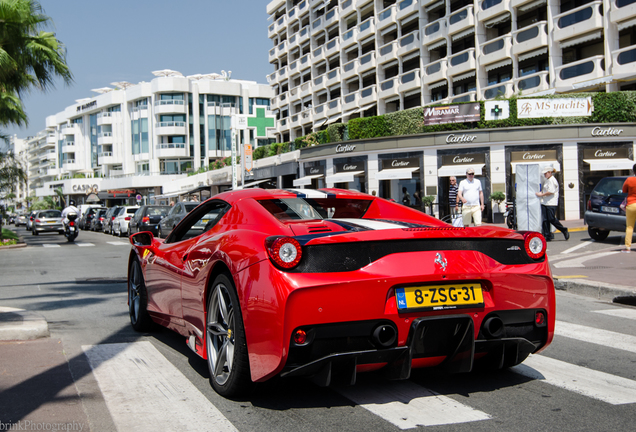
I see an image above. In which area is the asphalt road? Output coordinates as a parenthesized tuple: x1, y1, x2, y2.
(1, 226, 635, 431)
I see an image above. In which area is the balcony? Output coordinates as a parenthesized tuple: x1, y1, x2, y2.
(343, 91, 360, 112)
(451, 91, 477, 103)
(359, 85, 377, 106)
(397, 31, 420, 57)
(279, 66, 288, 80)
(341, 0, 353, 12)
(154, 99, 187, 114)
(289, 60, 298, 73)
(423, 59, 448, 84)
(326, 99, 340, 117)
(98, 152, 116, 165)
(610, 0, 636, 23)
(275, 14, 287, 33)
(299, 53, 310, 69)
(422, 18, 447, 47)
(155, 143, 188, 158)
(448, 48, 476, 77)
(326, 68, 340, 86)
(378, 4, 397, 29)
(448, 5, 475, 36)
(324, 7, 339, 26)
(267, 71, 278, 85)
(46, 133, 56, 145)
(61, 143, 75, 153)
(515, 71, 550, 94)
(553, 1, 603, 42)
(378, 41, 398, 64)
(342, 58, 359, 80)
(482, 81, 514, 100)
(555, 55, 605, 91)
(288, 34, 298, 50)
(477, 0, 510, 23)
(379, 77, 399, 99)
(325, 37, 340, 58)
(398, 69, 421, 93)
(97, 132, 113, 145)
(62, 160, 77, 169)
(289, 86, 301, 103)
(269, 46, 277, 63)
(268, 21, 276, 38)
(301, 108, 313, 124)
(358, 52, 377, 74)
(313, 74, 327, 92)
(313, 45, 326, 63)
(479, 35, 512, 67)
(358, 17, 375, 40)
(61, 124, 77, 135)
(341, 28, 358, 49)
(299, 82, 312, 99)
(289, 113, 301, 128)
(155, 121, 187, 135)
(312, 16, 324, 34)
(612, 45, 636, 80)
(313, 102, 328, 121)
(512, 21, 548, 56)
(277, 40, 287, 57)
(298, 26, 310, 45)
(397, 0, 418, 20)
(97, 112, 114, 125)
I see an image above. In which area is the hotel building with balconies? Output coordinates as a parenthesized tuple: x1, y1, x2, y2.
(267, 0, 636, 142)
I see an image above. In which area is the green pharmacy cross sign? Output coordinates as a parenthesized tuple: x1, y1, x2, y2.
(247, 107, 275, 137)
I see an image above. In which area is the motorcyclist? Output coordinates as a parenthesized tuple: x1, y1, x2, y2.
(61, 199, 79, 226)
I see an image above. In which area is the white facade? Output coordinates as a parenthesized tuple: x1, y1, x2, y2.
(267, 0, 636, 141)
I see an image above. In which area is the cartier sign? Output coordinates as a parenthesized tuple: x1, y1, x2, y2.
(442, 154, 485, 165)
(583, 147, 628, 160)
(591, 127, 623, 137)
(446, 134, 477, 143)
(335, 163, 362, 172)
(305, 165, 325, 176)
(382, 157, 420, 170)
(335, 144, 356, 153)
(510, 150, 557, 163)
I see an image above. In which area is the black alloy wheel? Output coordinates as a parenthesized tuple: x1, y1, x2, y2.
(128, 259, 153, 331)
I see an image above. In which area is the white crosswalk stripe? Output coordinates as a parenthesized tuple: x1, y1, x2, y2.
(337, 380, 490, 429)
(553, 251, 620, 268)
(42, 244, 60, 248)
(593, 309, 636, 321)
(83, 341, 238, 432)
(555, 320, 636, 354)
(106, 241, 129, 245)
(75, 242, 94, 247)
(513, 355, 636, 405)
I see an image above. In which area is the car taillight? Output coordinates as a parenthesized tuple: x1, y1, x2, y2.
(125, 217, 131, 221)
(35, 219, 41, 223)
(522, 232, 546, 260)
(266, 236, 302, 269)
(111, 216, 115, 220)
(69, 221, 75, 227)
(142, 216, 150, 223)
(99, 217, 104, 221)
(587, 199, 592, 211)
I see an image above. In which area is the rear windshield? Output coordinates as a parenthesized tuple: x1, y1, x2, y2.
(147, 207, 169, 216)
(185, 203, 198, 212)
(97, 210, 107, 217)
(258, 198, 372, 221)
(126, 208, 137, 214)
(592, 178, 627, 197)
(40, 210, 61, 218)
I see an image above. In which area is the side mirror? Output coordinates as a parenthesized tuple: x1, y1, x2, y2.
(130, 231, 154, 246)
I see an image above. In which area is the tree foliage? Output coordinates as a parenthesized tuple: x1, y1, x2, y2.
(0, 150, 26, 193)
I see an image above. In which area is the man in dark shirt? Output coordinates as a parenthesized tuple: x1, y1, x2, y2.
(449, 176, 459, 214)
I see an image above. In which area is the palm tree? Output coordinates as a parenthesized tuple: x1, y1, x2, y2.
(0, 150, 26, 193)
(0, 0, 73, 127)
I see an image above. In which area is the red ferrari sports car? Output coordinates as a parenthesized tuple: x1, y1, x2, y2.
(128, 188, 555, 397)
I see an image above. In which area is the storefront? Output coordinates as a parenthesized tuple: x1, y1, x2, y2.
(376, 154, 423, 207)
(98, 187, 159, 206)
(327, 157, 367, 193)
(248, 161, 298, 189)
(293, 163, 325, 189)
(437, 150, 488, 219)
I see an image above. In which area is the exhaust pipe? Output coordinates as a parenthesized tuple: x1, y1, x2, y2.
(372, 324, 397, 348)
(482, 317, 505, 339)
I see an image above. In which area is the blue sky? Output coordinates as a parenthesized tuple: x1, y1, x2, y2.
(4, 0, 273, 143)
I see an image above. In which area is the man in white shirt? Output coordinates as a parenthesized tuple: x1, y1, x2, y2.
(457, 168, 485, 226)
(535, 165, 569, 241)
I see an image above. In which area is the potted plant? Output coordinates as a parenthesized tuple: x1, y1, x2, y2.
(421, 195, 436, 216)
(490, 192, 506, 223)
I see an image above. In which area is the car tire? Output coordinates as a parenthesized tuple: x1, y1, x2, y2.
(588, 227, 609, 241)
(127, 227, 132, 237)
(158, 227, 163, 239)
(206, 273, 252, 397)
(128, 259, 153, 332)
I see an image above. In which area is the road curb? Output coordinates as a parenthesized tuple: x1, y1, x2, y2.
(554, 277, 636, 302)
(0, 307, 50, 341)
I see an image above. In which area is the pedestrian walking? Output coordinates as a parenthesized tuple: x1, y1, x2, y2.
(535, 165, 569, 241)
(621, 163, 636, 253)
(402, 187, 411, 206)
(449, 176, 459, 215)
(458, 169, 485, 226)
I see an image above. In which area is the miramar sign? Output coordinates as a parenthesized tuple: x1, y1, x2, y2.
(423, 103, 480, 126)
(517, 97, 593, 118)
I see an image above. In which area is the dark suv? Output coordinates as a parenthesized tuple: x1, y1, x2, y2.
(584, 176, 628, 241)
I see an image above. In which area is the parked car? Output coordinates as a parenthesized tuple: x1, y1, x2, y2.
(25, 211, 37, 230)
(584, 176, 628, 241)
(90, 209, 108, 231)
(127, 188, 554, 398)
(79, 207, 106, 230)
(157, 202, 198, 238)
(112, 206, 140, 237)
(128, 205, 170, 236)
(31, 209, 64, 235)
(103, 206, 124, 234)
(15, 214, 27, 227)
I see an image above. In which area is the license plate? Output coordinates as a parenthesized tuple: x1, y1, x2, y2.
(601, 206, 619, 214)
(396, 283, 484, 311)
(47, 221, 56, 224)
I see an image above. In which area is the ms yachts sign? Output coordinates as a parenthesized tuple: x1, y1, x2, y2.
(517, 97, 593, 118)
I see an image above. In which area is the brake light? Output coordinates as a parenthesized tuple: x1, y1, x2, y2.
(69, 221, 75, 227)
(125, 217, 131, 221)
(266, 236, 303, 269)
(142, 216, 150, 223)
(587, 199, 591, 211)
(111, 216, 115, 220)
(99, 217, 104, 221)
(522, 232, 546, 260)
(535, 311, 546, 327)
(35, 219, 41, 223)
(293, 329, 307, 345)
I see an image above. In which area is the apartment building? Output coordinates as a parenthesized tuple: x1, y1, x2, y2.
(267, 0, 636, 141)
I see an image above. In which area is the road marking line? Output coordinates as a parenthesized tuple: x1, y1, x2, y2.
(106, 241, 129, 245)
(513, 355, 636, 405)
(593, 309, 636, 321)
(553, 251, 619, 268)
(555, 320, 636, 354)
(42, 244, 60, 248)
(337, 379, 490, 429)
(560, 241, 593, 255)
(554, 275, 588, 279)
(82, 342, 238, 432)
(75, 243, 94, 247)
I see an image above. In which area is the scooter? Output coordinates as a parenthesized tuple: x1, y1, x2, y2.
(65, 212, 79, 243)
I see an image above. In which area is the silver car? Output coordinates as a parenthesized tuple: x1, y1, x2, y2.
(32, 209, 64, 235)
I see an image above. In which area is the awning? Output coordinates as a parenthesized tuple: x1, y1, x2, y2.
(428, 39, 447, 51)
(560, 30, 602, 49)
(485, 13, 510, 28)
(293, 174, 323, 187)
(518, 0, 546, 13)
(154, 192, 181, 199)
(584, 158, 634, 171)
(451, 28, 475, 42)
(453, 71, 476, 81)
(437, 164, 485, 177)
(235, 179, 275, 189)
(485, 58, 512, 72)
(518, 47, 547, 63)
(511, 161, 561, 174)
(376, 167, 419, 180)
(428, 79, 447, 90)
(326, 171, 364, 183)
(380, 24, 397, 35)
(618, 17, 636, 31)
(185, 185, 211, 195)
(401, 51, 420, 62)
(572, 75, 614, 89)
(355, 103, 376, 114)
(426, 0, 445, 12)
